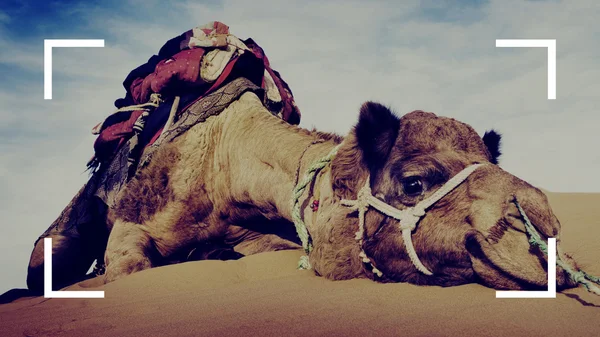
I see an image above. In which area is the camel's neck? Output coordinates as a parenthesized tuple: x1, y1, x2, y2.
(214, 92, 368, 280)
(218, 93, 341, 222)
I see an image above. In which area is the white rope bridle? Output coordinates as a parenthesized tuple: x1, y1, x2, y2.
(341, 164, 484, 277)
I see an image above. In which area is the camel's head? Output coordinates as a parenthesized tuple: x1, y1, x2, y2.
(325, 102, 577, 290)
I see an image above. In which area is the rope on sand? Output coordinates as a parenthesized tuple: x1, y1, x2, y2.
(515, 200, 600, 295)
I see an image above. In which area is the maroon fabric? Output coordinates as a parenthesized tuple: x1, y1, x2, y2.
(130, 48, 206, 104)
(201, 21, 229, 35)
(129, 77, 148, 105)
(94, 110, 144, 162)
(244, 39, 301, 124)
(151, 49, 206, 95)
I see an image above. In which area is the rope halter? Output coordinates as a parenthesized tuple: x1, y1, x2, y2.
(341, 163, 485, 277)
(292, 147, 600, 296)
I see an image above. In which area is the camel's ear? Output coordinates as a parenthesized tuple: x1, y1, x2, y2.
(483, 130, 502, 164)
(355, 102, 400, 172)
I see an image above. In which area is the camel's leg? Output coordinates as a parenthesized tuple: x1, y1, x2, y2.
(186, 241, 245, 262)
(27, 233, 100, 292)
(104, 220, 154, 283)
(224, 225, 301, 256)
(27, 182, 108, 292)
(185, 232, 300, 262)
(233, 233, 301, 255)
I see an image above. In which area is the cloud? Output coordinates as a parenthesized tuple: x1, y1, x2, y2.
(0, 11, 9, 24)
(1, 0, 599, 294)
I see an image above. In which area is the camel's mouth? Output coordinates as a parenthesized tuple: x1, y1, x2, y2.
(464, 229, 577, 290)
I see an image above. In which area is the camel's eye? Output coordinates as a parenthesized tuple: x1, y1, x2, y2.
(402, 176, 424, 197)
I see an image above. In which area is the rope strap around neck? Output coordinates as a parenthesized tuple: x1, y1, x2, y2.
(291, 144, 341, 269)
(515, 200, 600, 295)
(341, 164, 484, 277)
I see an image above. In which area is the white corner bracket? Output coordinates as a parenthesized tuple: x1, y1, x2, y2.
(44, 39, 105, 100)
(44, 238, 104, 298)
(495, 39, 556, 100)
(495, 238, 557, 299)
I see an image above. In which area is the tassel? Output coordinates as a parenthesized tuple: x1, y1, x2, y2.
(298, 255, 311, 270)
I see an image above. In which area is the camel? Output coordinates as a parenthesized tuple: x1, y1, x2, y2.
(100, 90, 581, 290)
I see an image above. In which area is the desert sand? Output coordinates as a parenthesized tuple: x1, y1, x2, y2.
(0, 191, 599, 337)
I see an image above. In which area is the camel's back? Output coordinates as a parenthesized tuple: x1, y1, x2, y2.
(113, 91, 305, 228)
(168, 91, 280, 178)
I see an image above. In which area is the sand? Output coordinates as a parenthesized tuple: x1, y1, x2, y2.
(1, 191, 599, 337)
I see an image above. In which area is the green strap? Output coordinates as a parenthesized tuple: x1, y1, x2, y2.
(291, 144, 341, 269)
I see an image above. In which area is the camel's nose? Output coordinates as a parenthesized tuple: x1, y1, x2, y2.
(512, 181, 579, 288)
(467, 165, 579, 289)
(513, 183, 561, 239)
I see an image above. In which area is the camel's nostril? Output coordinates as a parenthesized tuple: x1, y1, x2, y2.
(504, 214, 527, 234)
(505, 201, 520, 217)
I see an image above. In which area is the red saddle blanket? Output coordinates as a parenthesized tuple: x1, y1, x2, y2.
(90, 21, 300, 170)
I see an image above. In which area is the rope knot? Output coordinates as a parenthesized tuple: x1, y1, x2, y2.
(397, 207, 425, 231)
(341, 184, 371, 212)
(355, 185, 372, 208)
(149, 93, 163, 105)
(357, 184, 372, 199)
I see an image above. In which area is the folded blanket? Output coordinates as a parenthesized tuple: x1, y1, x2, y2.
(91, 21, 300, 172)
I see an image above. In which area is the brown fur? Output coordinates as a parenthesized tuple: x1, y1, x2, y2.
(103, 94, 578, 291)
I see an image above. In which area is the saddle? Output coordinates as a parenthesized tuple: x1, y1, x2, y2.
(29, 21, 302, 288)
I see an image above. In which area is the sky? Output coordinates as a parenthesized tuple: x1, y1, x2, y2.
(0, 0, 599, 294)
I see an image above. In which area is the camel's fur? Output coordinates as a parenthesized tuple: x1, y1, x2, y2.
(102, 92, 576, 289)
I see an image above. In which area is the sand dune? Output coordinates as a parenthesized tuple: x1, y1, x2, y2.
(1, 191, 599, 337)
